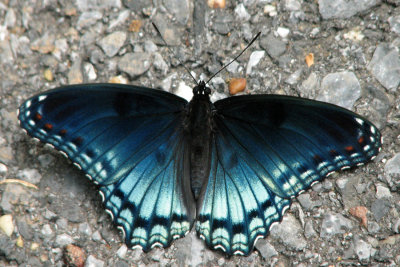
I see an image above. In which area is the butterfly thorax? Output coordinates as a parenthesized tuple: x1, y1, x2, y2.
(185, 81, 213, 200)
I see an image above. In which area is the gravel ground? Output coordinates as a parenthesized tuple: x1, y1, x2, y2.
(1, 0, 400, 266)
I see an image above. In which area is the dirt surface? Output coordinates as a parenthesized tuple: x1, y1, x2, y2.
(0, 0, 399, 266)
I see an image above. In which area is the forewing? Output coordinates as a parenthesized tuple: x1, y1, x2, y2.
(18, 83, 195, 250)
(197, 94, 381, 255)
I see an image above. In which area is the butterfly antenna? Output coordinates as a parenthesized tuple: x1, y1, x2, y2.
(152, 23, 199, 85)
(206, 32, 261, 85)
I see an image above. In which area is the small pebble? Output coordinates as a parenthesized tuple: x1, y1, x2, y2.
(305, 53, 314, 67)
(129, 20, 142, 32)
(109, 75, 128, 84)
(64, 244, 86, 267)
(85, 255, 104, 267)
(349, 206, 368, 228)
(207, 0, 225, 8)
(0, 214, 14, 237)
(277, 27, 290, 38)
(43, 68, 53, 81)
(229, 78, 246, 95)
(264, 4, 277, 16)
(16, 235, 24, 247)
(31, 242, 39, 251)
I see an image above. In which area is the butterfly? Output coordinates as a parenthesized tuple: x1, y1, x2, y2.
(18, 80, 381, 256)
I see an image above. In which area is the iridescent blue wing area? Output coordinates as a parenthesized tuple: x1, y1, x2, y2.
(18, 84, 195, 251)
(196, 95, 381, 255)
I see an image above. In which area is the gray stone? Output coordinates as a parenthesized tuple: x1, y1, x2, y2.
(317, 71, 361, 110)
(118, 52, 152, 78)
(41, 224, 53, 237)
(159, 73, 177, 92)
(246, 50, 265, 75)
(304, 220, 317, 238)
(368, 221, 380, 234)
(89, 47, 105, 65)
(260, 33, 286, 60)
(375, 184, 392, 199)
(153, 13, 181, 46)
(0, 163, 8, 175)
(318, 0, 380, 19)
(153, 52, 169, 75)
(0, 234, 15, 261)
(284, 0, 302, 11)
(55, 233, 74, 247)
(108, 10, 130, 30)
(0, 145, 12, 165)
(38, 154, 55, 168)
(270, 214, 307, 250)
(354, 237, 372, 261)
(234, 3, 251, 21)
(84, 62, 97, 81)
(384, 153, 400, 179)
(56, 218, 68, 229)
(143, 40, 158, 53)
(226, 61, 239, 73)
(320, 213, 353, 238)
(53, 199, 84, 223)
(122, 0, 151, 11)
(79, 222, 93, 236)
(0, 184, 28, 213)
(17, 168, 42, 184)
(116, 244, 127, 259)
(388, 15, 400, 34)
(163, 0, 190, 25)
(16, 217, 33, 240)
(4, 8, 16, 28)
(85, 255, 104, 267)
(44, 209, 57, 220)
(212, 14, 234, 35)
(361, 85, 390, 129)
(255, 239, 278, 259)
(367, 43, 400, 91)
(98, 31, 127, 57)
(285, 68, 303, 85)
(297, 193, 321, 211)
(68, 58, 83, 84)
(0, 35, 14, 64)
(92, 230, 102, 242)
(371, 198, 390, 221)
(77, 11, 103, 29)
(76, 0, 121, 11)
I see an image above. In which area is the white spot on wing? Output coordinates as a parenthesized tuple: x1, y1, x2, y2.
(214, 244, 226, 252)
(99, 191, 105, 202)
(151, 242, 163, 248)
(355, 118, 364, 125)
(73, 162, 82, 170)
(25, 100, 32, 108)
(105, 209, 114, 221)
(38, 95, 48, 102)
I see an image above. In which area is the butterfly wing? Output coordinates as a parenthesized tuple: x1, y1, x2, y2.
(196, 94, 381, 255)
(18, 84, 195, 250)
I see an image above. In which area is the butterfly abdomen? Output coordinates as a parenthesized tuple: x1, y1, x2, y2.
(186, 93, 213, 200)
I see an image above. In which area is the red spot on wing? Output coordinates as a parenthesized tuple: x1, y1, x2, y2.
(345, 146, 354, 152)
(358, 136, 365, 145)
(34, 113, 42, 122)
(44, 123, 53, 130)
(59, 129, 67, 135)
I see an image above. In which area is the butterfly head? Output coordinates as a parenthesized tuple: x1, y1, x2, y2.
(193, 81, 211, 96)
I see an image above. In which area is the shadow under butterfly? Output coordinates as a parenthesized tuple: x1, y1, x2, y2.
(18, 38, 382, 256)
